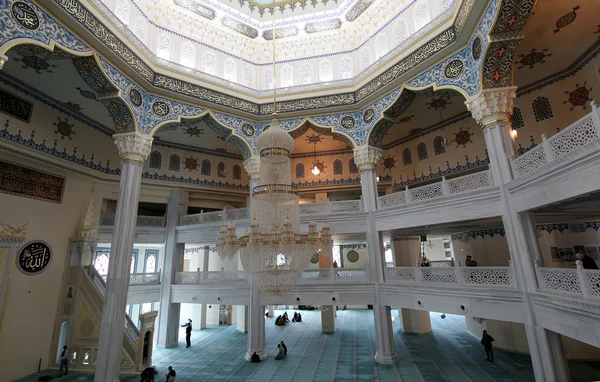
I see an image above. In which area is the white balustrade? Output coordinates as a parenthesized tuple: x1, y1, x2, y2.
(513, 100, 600, 178)
(129, 272, 161, 286)
(297, 268, 369, 283)
(384, 266, 515, 288)
(100, 214, 165, 227)
(535, 261, 600, 300)
(377, 169, 493, 209)
(174, 270, 248, 285)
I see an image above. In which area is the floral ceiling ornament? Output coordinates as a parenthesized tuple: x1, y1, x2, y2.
(554, 6, 580, 33)
(53, 117, 76, 140)
(305, 134, 322, 144)
(427, 97, 451, 111)
(184, 157, 199, 171)
(382, 155, 396, 171)
(515, 48, 552, 69)
(563, 82, 593, 111)
(453, 127, 473, 148)
(183, 125, 204, 137)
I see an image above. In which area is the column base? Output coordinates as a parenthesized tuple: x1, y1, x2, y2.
(245, 350, 268, 361)
(374, 352, 397, 365)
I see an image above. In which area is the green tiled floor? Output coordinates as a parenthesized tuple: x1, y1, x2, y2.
(21, 310, 600, 381)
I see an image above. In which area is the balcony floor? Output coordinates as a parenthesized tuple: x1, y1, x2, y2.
(28, 310, 600, 381)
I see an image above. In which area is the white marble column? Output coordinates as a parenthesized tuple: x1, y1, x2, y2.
(354, 146, 397, 364)
(95, 132, 152, 382)
(200, 245, 210, 330)
(156, 189, 188, 348)
(466, 88, 568, 381)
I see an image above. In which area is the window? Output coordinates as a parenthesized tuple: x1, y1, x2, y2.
(333, 159, 343, 175)
(319, 59, 333, 82)
(180, 43, 196, 68)
(244, 67, 253, 88)
(149, 151, 162, 169)
(395, 19, 409, 44)
(204, 51, 216, 75)
(433, 136, 446, 155)
(441, 0, 453, 10)
(376, 34, 388, 59)
(232, 164, 242, 180)
(281, 65, 293, 87)
(532, 97, 553, 122)
(116, 0, 129, 24)
(301, 63, 312, 85)
(169, 154, 180, 171)
(510, 107, 524, 129)
(264, 69, 273, 90)
(417, 142, 428, 161)
(349, 158, 359, 174)
(157, 34, 171, 60)
(141, 303, 152, 314)
(144, 250, 158, 273)
(224, 58, 237, 82)
(134, 19, 147, 42)
(414, 2, 431, 31)
(385, 248, 393, 264)
(94, 249, 110, 275)
(402, 148, 412, 165)
(201, 159, 211, 176)
(340, 58, 352, 79)
(296, 163, 305, 179)
(217, 162, 226, 178)
(130, 249, 138, 274)
(360, 49, 371, 71)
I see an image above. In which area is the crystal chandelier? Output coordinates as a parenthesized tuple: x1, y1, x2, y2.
(216, 8, 332, 302)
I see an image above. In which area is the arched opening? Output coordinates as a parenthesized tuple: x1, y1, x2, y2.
(56, 321, 68, 363)
(142, 330, 151, 363)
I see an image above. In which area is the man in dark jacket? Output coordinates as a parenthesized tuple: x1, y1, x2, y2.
(576, 252, 599, 270)
(280, 340, 287, 355)
(481, 330, 494, 362)
(185, 319, 192, 348)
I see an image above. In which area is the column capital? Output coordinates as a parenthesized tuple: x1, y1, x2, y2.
(465, 86, 517, 127)
(113, 132, 153, 163)
(0, 54, 8, 70)
(243, 156, 260, 179)
(353, 145, 382, 172)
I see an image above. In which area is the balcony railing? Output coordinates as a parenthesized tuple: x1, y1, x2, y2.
(384, 266, 515, 288)
(512, 100, 600, 178)
(174, 270, 248, 285)
(299, 200, 363, 215)
(535, 262, 600, 300)
(377, 170, 493, 209)
(99, 214, 166, 227)
(179, 208, 250, 226)
(129, 271, 161, 286)
(297, 268, 369, 283)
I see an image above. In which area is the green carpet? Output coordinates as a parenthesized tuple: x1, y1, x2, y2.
(19, 310, 600, 381)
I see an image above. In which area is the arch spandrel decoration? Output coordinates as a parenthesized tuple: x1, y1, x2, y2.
(367, 88, 416, 147)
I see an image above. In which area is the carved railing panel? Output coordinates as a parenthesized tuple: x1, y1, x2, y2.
(100, 215, 165, 227)
(461, 267, 512, 286)
(421, 267, 457, 283)
(384, 266, 515, 288)
(536, 268, 582, 295)
(129, 272, 161, 285)
(174, 271, 248, 285)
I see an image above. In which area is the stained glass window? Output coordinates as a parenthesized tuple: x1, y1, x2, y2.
(134, 19, 147, 42)
(340, 58, 352, 79)
(232, 164, 242, 180)
(395, 20, 409, 44)
(224, 59, 237, 82)
(319, 59, 333, 82)
(181, 43, 196, 68)
(376, 34, 388, 59)
(169, 154, 180, 171)
(264, 69, 273, 90)
(145, 250, 158, 273)
(116, 0, 129, 24)
(244, 67, 253, 88)
(301, 63, 312, 84)
(414, 2, 431, 31)
(281, 66, 293, 87)
(333, 159, 343, 175)
(157, 34, 171, 60)
(95, 253, 109, 275)
(360, 50, 371, 71)
(204, 52, 216, 75)
(201, 159, 211, 176)
(296, 163, 305, 179)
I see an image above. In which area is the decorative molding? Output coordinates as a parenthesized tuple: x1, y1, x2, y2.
(353, 145, 382, 172)
(113, 132, 153, 163)
(243, 156, 260, 179)
(465, 86, 517, 126)
(0, 220, 27, 242)
(392, 160, 489, 190)
(292, 177, 361, 188)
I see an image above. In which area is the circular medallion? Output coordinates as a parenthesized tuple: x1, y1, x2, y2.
(310, 252, 319, 264)
(341, 116, 356, 130)
(346, 250, 359, 263)
(151, 101, 170, 117)
(17, 240, 52, 275)
(129, 88, 142, 107)
(363, 108, 375, 124)
(241, 123, 255, 137)
(444, 59, 464, 79)
(11, 1, 40, 31)
(79, 318, 95, 338)
(472, 37, 482, 60)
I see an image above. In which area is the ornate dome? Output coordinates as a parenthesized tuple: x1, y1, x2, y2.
(255, 118, 294, 154)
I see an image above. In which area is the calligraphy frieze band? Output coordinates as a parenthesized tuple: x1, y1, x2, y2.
(0, 160, 65, 203)
(0, 88, 33, 123)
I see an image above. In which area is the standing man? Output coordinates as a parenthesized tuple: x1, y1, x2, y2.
(481, 330, 494, 362)
(576, 252, 599, 269)
(185, 319, 192, 348)
(58, 345, 69, 376)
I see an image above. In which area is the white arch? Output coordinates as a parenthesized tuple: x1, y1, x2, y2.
(156, 33, 172, 60)
(133, 17, 147, 43)
(264, 68, 273, 90)
(319, 58, 333, 82)
(300, 62, 313, 85)
(243, 66, 254, 88)
(203, 51, 216, 75)
(413, 1, 431, 31)
(180, 42, 196, 68)
(340, 56, 352, 79)
(375, 33, 388, 60)
(115, 0, 130, 24)
(360, 49, 371, 71)
(395, 19, 409, 44)
(281, 64, 294, 87)
(224, 58, 237, 83)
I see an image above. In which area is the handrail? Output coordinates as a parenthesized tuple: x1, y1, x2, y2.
(174, 270, 248, 285)
(535, 261, 600, 300)
(297, 268, 369, 283)
(384, 266, 515, 288)
(99, 214, 166, 227)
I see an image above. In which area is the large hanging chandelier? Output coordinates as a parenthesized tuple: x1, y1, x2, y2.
(216, 8, 332, 302)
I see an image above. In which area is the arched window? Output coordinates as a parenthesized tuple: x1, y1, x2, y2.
(360, 49, 371, 71)
(180, 43, 196, 68)
(395, 19, 409, 44)
(281, 65, 293, 87)
(130, 249, 138, 273)
(532, 97, 553, 122)
(376, 34, 388, 59)
(169, 154, 180, 171)
(149, 151, 162, 169)
(319, 59, 333, 82)
(134, 18, 147, 42)
(413, 2, 431, 31)
(296, 163, 305, 179)
(349, 158, 359, 174)
(510, 107, 524, 129)
(116, 0, 130, 24)
(301, 63, 312, 85)
(217, 162, 226, 178)
(417, 142, 428, 161)
(204, 51, 216, 75)
(201, 159, 211, 176)
(333, 159, 343, 175)
(157, 34, 171, 60)
(224, 58, 237, 82)
(144, 250, 158, 273)
(94, 249, 110, 275)
(441, 0, 453, 10)
(340, 58, 352, 79)
(232, 164, 242, 180)
(433, 136, 446, 155)
(264, 69, 273, 90)
(402, 148, 412, 166)
(244, 67, 254, 88)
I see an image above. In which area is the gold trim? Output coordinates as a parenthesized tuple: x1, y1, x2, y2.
(260, 148, 291, 158)
(481, 117, 510, 129)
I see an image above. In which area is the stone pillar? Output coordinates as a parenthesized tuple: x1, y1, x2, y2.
(0, 223, 26, 337)
(354, 145, 396, 364)
(95, 132, 152, 382)
(466, 88, 565, 382)
(236, 305, 248, 333)
(268, 305, 274, 317)
(156, 189, 188, 348)
(399, 309, 432, 334)
(321, 305, 335, 334)
(200, 245, 209, 330)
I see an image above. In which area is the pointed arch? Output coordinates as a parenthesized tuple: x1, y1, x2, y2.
(149, 151, 162, 169)
(333, 159, 343, 175)
(395, 19, 409, 44)
(156, 34, 172, 60)
(360, 49, 371, 71)
(417, 142, 428, 161)
(433, 136, 446, 155)
(532, 97, 553, 122)
(224, 58, 237, 82)
(300, 62, 313, 85)
(319, 58, 333, 82)
(244, 67, 254, 88)
(402, 148, 412, 166)
(375, 34, 388, 60)
(296, 163, 305, 179)
(169, 154, 181, 171)
(340, 57, 352, 79)
(348, 158, 359, 174)
(134, 18, 147, 42)
(232, 164, 242, 180)
(217, 161, 227, 178)
(264, 68, 273, 90)
(413, 2, 431, 31)
(180, 42, 196, 68)
(203, 51, 216, 75)
(510, 107, 524, 129)
(201, 159, 212, 176)
(115, 0, 130, 24)
(281, 64, 294, 87)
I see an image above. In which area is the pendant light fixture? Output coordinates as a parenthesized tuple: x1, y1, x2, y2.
(311, 141, 320, 175)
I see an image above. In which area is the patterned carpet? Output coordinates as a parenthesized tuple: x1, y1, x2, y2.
(20, 310, 600, 381)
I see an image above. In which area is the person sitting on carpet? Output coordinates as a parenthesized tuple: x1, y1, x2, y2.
(283, 312, 290, 323)
(275, 315, 285, 326)
(292, 312, 299, 322)
(274, 344, 285, 360)
(140, 365, 157, 382)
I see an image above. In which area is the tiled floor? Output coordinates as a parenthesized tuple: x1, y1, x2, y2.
(22, 310, 600, 381)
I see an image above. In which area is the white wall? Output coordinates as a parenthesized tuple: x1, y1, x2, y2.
(451, 235, 511, 266)
(536, 225, 600, 269)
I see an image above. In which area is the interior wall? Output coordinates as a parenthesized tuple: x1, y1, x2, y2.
(451, 233, 511, 266)
(391, 237, 421, 266)
(536, 224, 600, 268)
(423, 237, 447, 261)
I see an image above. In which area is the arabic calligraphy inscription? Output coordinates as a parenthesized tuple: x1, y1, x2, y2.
(11, 1, 40, 31)
(17, 241, 52, 275)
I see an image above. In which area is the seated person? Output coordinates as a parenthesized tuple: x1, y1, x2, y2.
(292, 312, 299, 322)
(140, 366, 157, 382)
(275, 315, 285, 326)
(333, 260, 338, 268)
(465, 255, 478, 267)
(250, 351, 261, 363)
(283, 312, 290, 322)
(274, 344, 285, 360)
(420, 256, 430, 267)
(297, 313, 302, 322)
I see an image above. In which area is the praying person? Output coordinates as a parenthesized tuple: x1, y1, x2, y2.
(292, 312, 299, 322)
(275, 315, 285, 326)
(140, 365, 157, 382)
(481, 330, 494, 362)
(280, 340, 287, 355)
(166, 366, 176, 382)
(465, 255, 478, 267)
(283, 311, 290, 322)
(274, 344, 285, 360)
